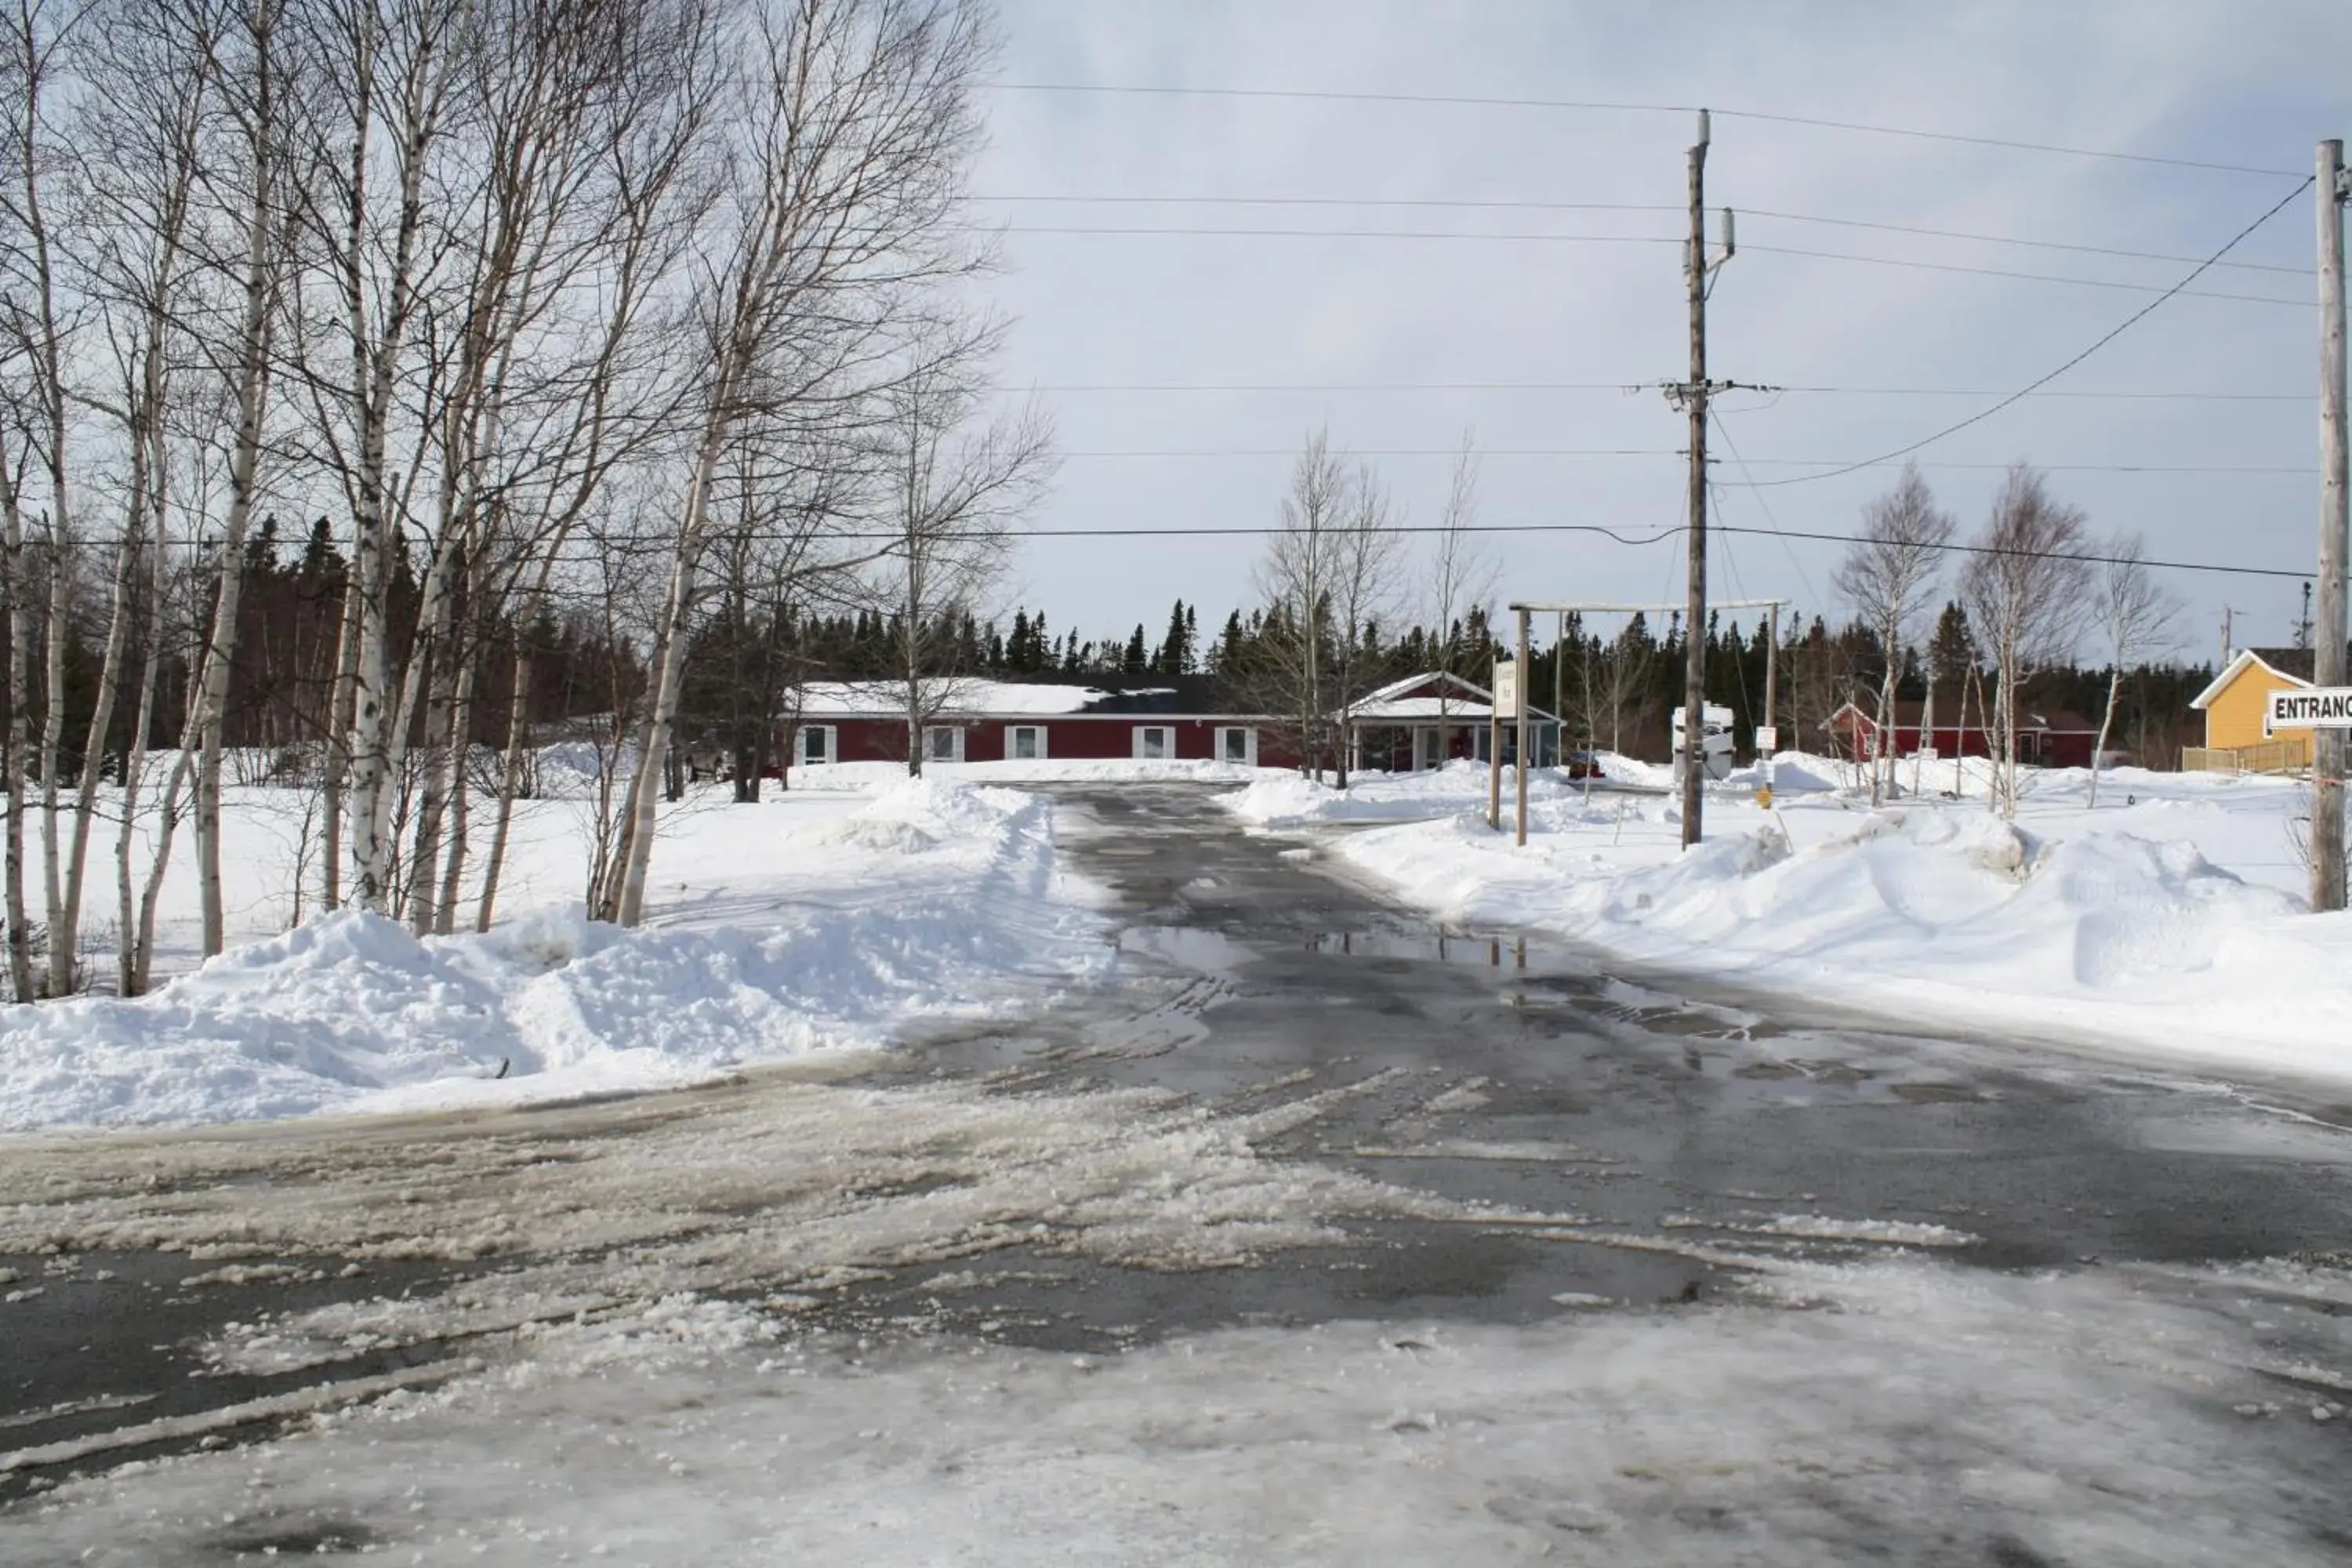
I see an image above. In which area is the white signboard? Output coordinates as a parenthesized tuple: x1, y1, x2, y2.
(1491, 659, 1521, 713)
(2265, 688, 2352, 735)
(1754, 725, 1778, 753)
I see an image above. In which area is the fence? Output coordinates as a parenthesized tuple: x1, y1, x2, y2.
(2181, 739, 2311, 775)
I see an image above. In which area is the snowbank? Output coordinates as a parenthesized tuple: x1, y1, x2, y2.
(1222, 761, 1586, 826)
(0, 782, 1105, 1128)
(1335, 770, 2352, 1085)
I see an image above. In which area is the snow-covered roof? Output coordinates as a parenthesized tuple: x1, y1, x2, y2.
(1350, 670, 1555, 724)
(795, 681, 1156, 719)
(2190, 648, 2310, 711)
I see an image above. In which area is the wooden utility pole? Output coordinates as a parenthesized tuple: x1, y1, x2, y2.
(1679, 111, 1711, 849)
(1515, 606, 1531, 846)
(2317, 136, 2350, 913)
(1661, 113, 1742, 846)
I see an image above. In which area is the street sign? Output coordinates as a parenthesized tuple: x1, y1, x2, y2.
(1491, 659, 1520, 713)
(2266, 688, 2352, 735)
(1754, 724, 1778, 753)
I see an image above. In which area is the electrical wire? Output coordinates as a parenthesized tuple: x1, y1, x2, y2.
(973, 194, 2307, 278)
(989, 83, 2307, 179)
(981, 223, 2308, 307)
(1049, 448, 2310, 475)
(1736, 176, 2318, 488)
(993, 381, 2305, 401)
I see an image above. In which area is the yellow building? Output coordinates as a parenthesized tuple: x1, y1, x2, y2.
(2186, 648, 2314, 773)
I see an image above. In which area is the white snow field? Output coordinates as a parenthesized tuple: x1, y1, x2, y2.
(1228, 757, 2352, 1085)
(0, 777, 1112, 1127)
(10, 1250, 2352, 1565)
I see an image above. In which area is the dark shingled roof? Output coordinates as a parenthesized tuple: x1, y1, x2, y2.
(1000, 674, 1237, 715)
(2244, 647, 2352, 683)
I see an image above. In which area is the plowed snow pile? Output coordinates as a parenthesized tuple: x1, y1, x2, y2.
(0, 781, 1106, 1128)
(1242, 760, 2352, 1083)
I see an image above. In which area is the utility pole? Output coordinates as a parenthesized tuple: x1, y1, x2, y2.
(1679, 111, 1711, 851)
(1515, 606, 1531, 846)
(1665, 111, 1737, 848)
(2220, 605, 2238, 670)
(2315, 136, 2350, 913)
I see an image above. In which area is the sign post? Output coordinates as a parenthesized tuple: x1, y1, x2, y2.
(1488, 659, 1517, 830)
(1513, 611, 1532, 847)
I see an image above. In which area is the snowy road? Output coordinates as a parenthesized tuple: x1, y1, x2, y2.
(8, 783, 2352, 1563)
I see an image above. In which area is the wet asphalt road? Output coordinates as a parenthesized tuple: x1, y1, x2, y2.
(862, 782, 2352, 1336)
(9, 781, 2352, 1504)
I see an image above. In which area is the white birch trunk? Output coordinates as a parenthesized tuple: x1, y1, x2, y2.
(608, 431, 724, 927)
(2090, 666, 2121, 810)
(194, 535, 252, 956)
(1, 470, 31, 1003)
(38, 528, 68, 985)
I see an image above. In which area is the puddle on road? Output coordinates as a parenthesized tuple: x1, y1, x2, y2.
(1302, 931, 1555, 970)
(1117, 924, 1254, 974)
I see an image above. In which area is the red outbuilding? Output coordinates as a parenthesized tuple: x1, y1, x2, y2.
(1823, 699, 2104, 769)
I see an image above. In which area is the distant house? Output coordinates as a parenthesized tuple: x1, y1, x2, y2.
(2186, 647, 2326, 774)
(782, 677, 1285, 771)
(759, 670, 1557, 778)
(1824, 697, 2102, 769)
(1345, 672, 1560, 772)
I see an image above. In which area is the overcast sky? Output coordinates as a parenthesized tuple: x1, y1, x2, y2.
(969, 1, 2350, 662)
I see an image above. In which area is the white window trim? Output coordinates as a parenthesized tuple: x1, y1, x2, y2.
(1214, 725, 1257, 766)
(1005, 724, 1048, 762)
(798, 724, 836, 765)
(923, 724, 966, 764)
(1132, 724, 1175, 761)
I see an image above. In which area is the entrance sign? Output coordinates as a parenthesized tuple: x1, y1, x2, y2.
(2265, 688, 2352, 735)
(1491, 659, 1520, 713)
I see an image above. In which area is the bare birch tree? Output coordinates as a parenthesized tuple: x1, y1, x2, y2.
(51, 0, 219, 989)
(0, 0, 82, 994)
(2087, 532, 2180, 807)
(599, 0, 998, 927)
(1424, 430, 1491, 753)
(874, 328, 1051, 777)
(1961, 463, 2090, 818)
(1321, 463, 1402, 789)
(1832, 463, 1952, 806)
(1254, 429, 1347, 781)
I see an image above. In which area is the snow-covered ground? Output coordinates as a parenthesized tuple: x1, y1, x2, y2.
(13, 1248, 2351, 1564)
(0, 777, 1112, 1128)
(1229, 756, 2352, 1086)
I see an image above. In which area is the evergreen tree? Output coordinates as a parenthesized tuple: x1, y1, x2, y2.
(1155, 599, 1191, 676)
(1929, 601, 1976, 682)
(1122, 623, 1149, 677)
(1214, 610, 1247, 675)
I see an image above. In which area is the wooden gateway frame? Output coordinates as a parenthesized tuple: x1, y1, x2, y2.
(1492, 597, 1788, 847)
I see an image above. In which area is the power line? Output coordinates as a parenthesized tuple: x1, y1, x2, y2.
(989, 83, 2307, 179)
(1740, 242, 2307, 307)
(979, 224, 2309, 306)
(1739, 209, 2306, 277)
(1051, 448, 2310, 474)
(996, 380, 2307, 401)
(971, 517, 2310, 580)
(974, 194, 2307, 277)
(1739, 176, 2319, 488)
